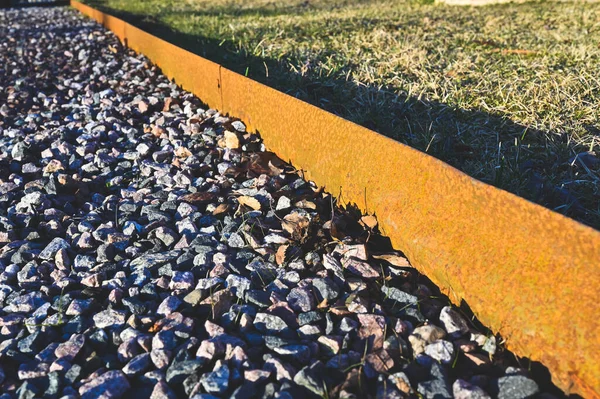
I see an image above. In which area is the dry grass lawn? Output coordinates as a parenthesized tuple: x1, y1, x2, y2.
(85, 0, 600, 229)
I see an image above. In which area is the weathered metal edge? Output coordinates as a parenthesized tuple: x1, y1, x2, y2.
(70, 1, 600, 396)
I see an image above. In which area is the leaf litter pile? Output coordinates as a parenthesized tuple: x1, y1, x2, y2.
(0, 6, 556, 399)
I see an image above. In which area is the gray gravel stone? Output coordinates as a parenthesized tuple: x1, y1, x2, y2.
(453, 379, 491, 399)
(78, 370, 130, 399)
(201, 365, 230, 394)
(93, 309, 127, 329)
(424, 340, 455, 364)
(495, 375, 539, 399)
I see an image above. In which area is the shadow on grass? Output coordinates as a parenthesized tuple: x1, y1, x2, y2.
(82, 3, 598, 231)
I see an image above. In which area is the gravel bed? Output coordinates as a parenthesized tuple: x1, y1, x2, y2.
(0, 6, 555, 399)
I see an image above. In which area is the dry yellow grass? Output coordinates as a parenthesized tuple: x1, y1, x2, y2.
(86, 0, 600, 229)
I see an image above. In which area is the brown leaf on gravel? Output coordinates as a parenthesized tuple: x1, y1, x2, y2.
(179, 192, 216, 205)
(372, 253, 411, 268)
(360, 215, 378, 229)
(317, 298, 329, 309)
(282, 212, 310, 240)
(329, 307, 352, 317)
(244, 152, 287, 177)
(242, 231, 260, 249)
(212, 203, 230, 216)
(358, 314, 386, 351)
(276, 244, 289, 266)
(365, 350, 394, 373)
(237, 195, 261, 211)
(330, 215, 349, 241)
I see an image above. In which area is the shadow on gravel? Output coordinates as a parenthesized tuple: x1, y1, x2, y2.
(322, 202, 577, 398)
(82, 3, 600, 231)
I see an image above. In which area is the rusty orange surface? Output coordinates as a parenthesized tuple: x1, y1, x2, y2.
(71, 1, 600, 396)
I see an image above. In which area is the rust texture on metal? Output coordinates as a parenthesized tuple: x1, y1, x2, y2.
(71, 1, 600, 396)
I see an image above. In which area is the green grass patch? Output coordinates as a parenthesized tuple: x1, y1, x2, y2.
(84, 0, 600, 229)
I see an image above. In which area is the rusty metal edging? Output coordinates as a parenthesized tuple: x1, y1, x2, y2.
(70, 1, 600, 396)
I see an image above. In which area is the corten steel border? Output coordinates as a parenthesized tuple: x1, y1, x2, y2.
(71, 1, 600, 396)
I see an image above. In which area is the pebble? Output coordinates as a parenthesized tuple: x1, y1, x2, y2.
(200, 365, 230, 394)
(424, 340, 455, 364)
(78, 370, 130, 399)
(439, 306, 469, 337)
(453, 379, 491, 399)
(495, 375, 540, 399)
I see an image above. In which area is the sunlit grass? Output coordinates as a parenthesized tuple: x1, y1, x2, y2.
(84, 0, 600, 229)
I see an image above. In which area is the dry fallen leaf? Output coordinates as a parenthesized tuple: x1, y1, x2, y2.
(317, 298, 329, 309)
(329, 306, 352, 316)
(237, 196, 261, 211)
(282, 212, 310, 240)
(360, 215, 378, 229)
(372, 253, 411, 268)
(276, 244, 289, 266)
(246, 152, 286, 176)
(179, 192, 216, 205)
(242, 231, 260, 249)
(212, 203, 230, 216)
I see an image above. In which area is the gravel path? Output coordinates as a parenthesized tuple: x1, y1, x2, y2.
(0, 7, 554, 399)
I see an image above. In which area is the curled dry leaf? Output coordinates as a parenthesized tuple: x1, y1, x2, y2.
(276, 244, 289, 266)
(317, 298, 329, 309)
(246, 152, 286, 176)
(282, 211, 310, 240)
(179, 191, 216, 205)
(212, 203, 230, 216)
(372, 253, 411, 268)
(237, 195, 261, 211)
(329, 306, 352, 316)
